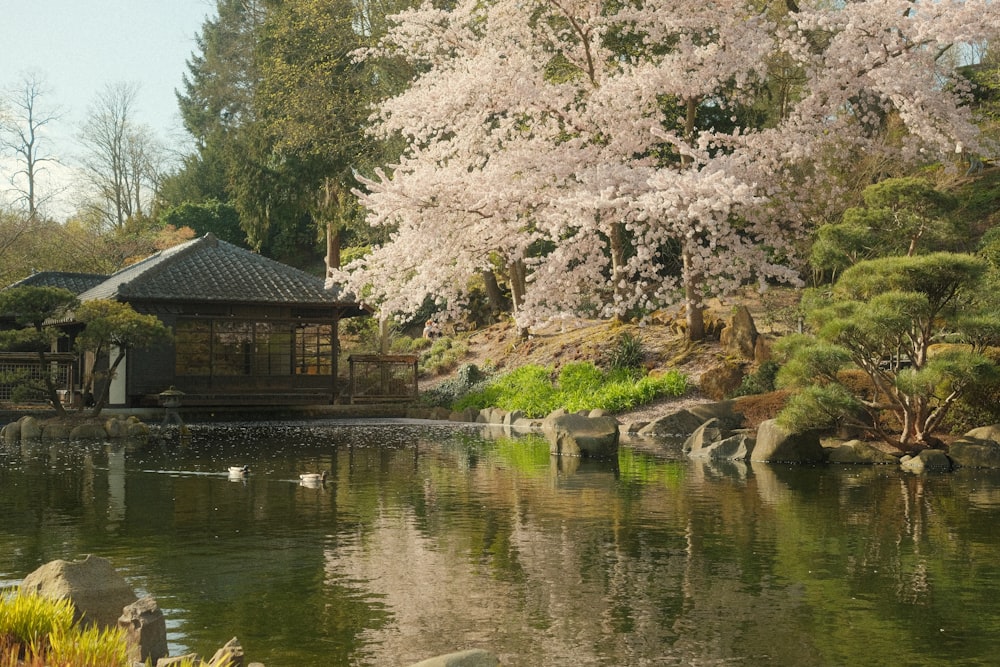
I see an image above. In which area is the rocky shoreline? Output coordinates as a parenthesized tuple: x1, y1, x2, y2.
(16, 554, 502, 667)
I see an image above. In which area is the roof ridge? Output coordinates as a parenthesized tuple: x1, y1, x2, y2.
(116, 234, 212, 298)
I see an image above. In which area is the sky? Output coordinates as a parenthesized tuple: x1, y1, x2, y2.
(2, 0, 216, 216)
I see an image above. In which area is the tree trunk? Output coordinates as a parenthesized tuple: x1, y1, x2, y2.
(90, 350, 126, 417)
(682, 248, 705, 342)
(679, 98, 705, 342)
(609, 221, 627, 323)
(37, 349, 66, 417)
(508, 259, 529, 339)
(481, 269, 507, 317)
(326, 220, 341, 277)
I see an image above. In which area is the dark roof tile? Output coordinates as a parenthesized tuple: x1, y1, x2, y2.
(77, 234, 357, 306)
(4, 271, 109, 295)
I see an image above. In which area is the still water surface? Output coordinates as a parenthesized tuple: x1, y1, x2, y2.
(2, 419, 1000, 666)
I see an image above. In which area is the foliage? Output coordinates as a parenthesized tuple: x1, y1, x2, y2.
(776, 383, 863, 434)
(78, 82, 164, 232)
(453, 362, 686, 418)
(455, 365, 561, 417)
(339, 0, 998, 337)
(158, 200, 247, 247)
(0, 589, 130, 667)
(419, 362, 497, 408)
(777, 252, 1000, 450)
(810, 177, 963, 277)
(74, 300, 172, 415)
(172, 0, 414, 266)
(419, 337, 469, 376)
(729, 360, 781, 398)
(0, 74, 59, 219)
(0, 286, 78, 414)
(606, 331, 644, 372)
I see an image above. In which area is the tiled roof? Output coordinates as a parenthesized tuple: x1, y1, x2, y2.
(5, 271, 109, 295)
(77, 233, 359, 307)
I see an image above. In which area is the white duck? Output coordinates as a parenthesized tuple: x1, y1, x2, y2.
(299, 470, 328, 485)
(228, 465, 249, 476)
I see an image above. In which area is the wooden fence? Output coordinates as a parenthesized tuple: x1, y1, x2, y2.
(348, 354, 418, 403)
(0, 353, 75, 405)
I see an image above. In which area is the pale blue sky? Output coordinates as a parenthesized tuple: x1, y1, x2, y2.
(4, 0, 214, 157)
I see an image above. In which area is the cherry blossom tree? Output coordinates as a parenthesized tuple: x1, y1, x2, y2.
(336, 0, 1000, 339)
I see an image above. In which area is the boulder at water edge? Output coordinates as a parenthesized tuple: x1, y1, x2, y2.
(750, 419, 825, 463)
(900, 449, 952, 474)
(542, 411, 619, 459)
(118, 596, 169, 664)
(637, 409, 707, 438)
(948, 425, 1000, 469)
(685, 418, 755, 461)
(826, 440, 899, 465)
(20, 554, 138, 628)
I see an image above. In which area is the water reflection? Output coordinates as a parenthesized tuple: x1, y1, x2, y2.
(1, 421, 1000, 665)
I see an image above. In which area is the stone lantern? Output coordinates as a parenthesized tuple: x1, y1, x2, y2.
(158, 386, 185, 427)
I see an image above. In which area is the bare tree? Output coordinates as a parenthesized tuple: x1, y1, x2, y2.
(79, 82, 163, 231)
(0, 73, 62, 219)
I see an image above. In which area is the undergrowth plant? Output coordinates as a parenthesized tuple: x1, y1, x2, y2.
(0, 590, 224, 667)
(454, 362, 687, 417)
(419, 337, 469, 375)
(606, 332, 644, 371)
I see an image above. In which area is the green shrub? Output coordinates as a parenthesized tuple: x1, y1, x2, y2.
(418, 337, 469, 375)
(419, 363, 497, 408)
(454, 365, 559, 416)
(730, 360, 780, 398)
(451, 363, 687, 418)
(0, 589, 132, 667)
(606, 332, 644, 371)
(388, 335, 433, 354)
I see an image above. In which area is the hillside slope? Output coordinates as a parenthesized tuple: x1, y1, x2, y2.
(419, 286, 803, 425)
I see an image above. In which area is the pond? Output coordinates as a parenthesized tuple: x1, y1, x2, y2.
(2, 419, 1000, 666)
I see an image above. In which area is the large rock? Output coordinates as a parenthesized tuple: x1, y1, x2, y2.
(70, 422, 108, 441)
(826, 440, 899, 465)
(683, 418, 729, 455)
(751, 419, 825, 463)
(638, 409, 707, 438)
(686, 400, 744, 430)
(900, 449, 952, 474)
(1, 420, 20, 444)
(208, 637, 245, 667)
(118, 596, 169, 664)
(105, 417, 129, 439)
(20, 415, 42, 440)
(685, 418, 754, 460)
(407, 649, 500, 667)
(720, 305, 759, 360)
(949, 425, 1000, 469)
(689, 432, 755, 461)
(542, 412, 619, 459)
(41, 422, 74, 441)
(20, 554, 138, 628)
(699, 361, 745, 401)
(157, 653, 201, 667)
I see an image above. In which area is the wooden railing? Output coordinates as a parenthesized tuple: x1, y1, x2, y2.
(348, 354, 418, 403)
(0, 352, 75, 405)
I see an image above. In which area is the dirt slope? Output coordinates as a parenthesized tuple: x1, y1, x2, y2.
(424, 287, 803, 425)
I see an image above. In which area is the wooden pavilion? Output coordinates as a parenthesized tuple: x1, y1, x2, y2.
(5, 233, 372, 408)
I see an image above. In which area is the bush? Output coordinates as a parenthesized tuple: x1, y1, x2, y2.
(452, 362, 687, 418)
(419, 363, 496, 408)
(0, 589, 130, 667)
(729, 360, 780, 397)
(606, 332, 644, 371)
(419, 337, 469, 376)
